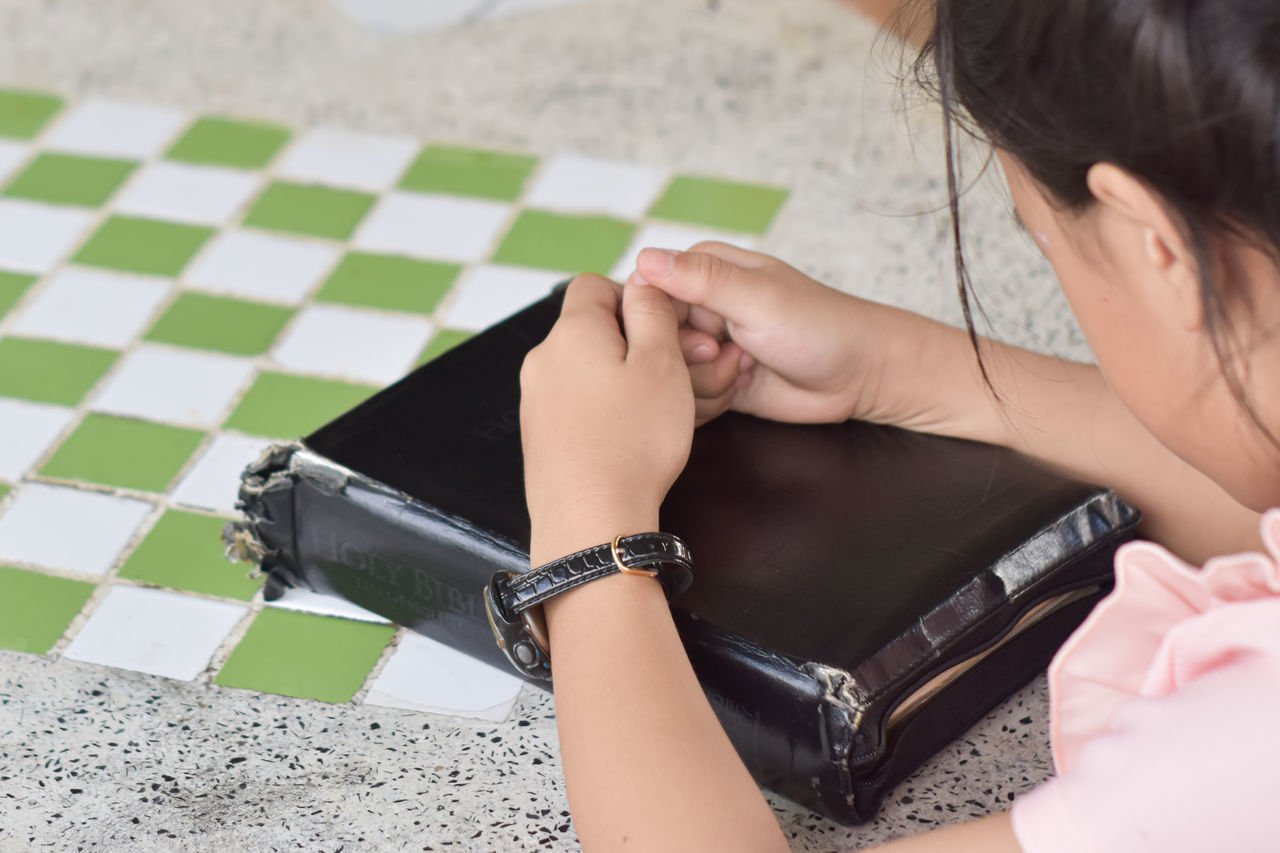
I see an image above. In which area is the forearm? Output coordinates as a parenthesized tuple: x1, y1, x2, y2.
(534, 510, 789, 853)
(524, 271, 1030, 853)
(535, 511, 1022, 853)
(893, 314, 1261, 561)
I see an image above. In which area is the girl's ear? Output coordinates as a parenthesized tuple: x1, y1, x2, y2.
(1086, 163, 1205, 331)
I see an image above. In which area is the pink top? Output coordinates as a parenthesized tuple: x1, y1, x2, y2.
(1010, 510, 1280, 852)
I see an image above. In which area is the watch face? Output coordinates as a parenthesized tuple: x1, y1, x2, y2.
(484, 572, 550, 680)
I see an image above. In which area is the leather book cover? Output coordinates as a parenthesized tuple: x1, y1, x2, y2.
(227, 289, 1140, 823)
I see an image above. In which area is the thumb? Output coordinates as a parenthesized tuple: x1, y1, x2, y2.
(635, 246, 781, 331)
(621, 281, 682, 363)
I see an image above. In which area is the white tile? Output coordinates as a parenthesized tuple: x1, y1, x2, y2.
(0, 139, 32, 185)
(442, 264, 562, 331)
(114, 161, 262, 226)
(353, 191, 511, 263)
(266, 587, 391, 624)
(275, 127, 419, 192)
(0, 483, 151, 574)
(271, 304, 432, 384)
(609, 223, 756, 282)
(42, 98, 188, 160)
(0, 200, 94, 274)
(525, 154, 667, 219)
(92, 345, 255, 429)
(364, 632, 523, 721)
(170, 433, 272, 514)
(64, 585, 246, 681)
(0, 399, 74, 480)
(9, 266, 170, 348)
(184, 229, 340, 304)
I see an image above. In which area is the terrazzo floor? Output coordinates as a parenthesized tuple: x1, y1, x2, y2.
(0, 0, 1089, 850)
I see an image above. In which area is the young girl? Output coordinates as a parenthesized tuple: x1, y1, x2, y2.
(515, 0, 1280, 849)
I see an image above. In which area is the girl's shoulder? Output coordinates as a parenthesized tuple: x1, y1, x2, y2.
(1047, 509, 1280, 772)
(1009, 511, 1280, 852)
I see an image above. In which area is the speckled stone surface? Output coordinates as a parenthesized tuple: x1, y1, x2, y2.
(0, 0, 1089, 849)
(1, 650, 1053, 851)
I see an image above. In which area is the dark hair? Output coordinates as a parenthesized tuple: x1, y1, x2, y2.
(908, 0, 1280, 436)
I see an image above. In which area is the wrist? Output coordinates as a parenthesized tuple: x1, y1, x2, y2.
(529, 504, 661, 568)
(866, 307, 990, 436)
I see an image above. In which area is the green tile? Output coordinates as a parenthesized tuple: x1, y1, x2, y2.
(492, 211, 634, 274)
(119, 510, 263, 601)
(215, 608, 394, 703)
(416, 329, 473, 365)
(74, 216, 214, 276)
(0, 89, 63, 139)
(0, 337, 117, 406)
(224, 372, 378, 439)
(0, 566, 94, 654)
(41, 414, 204, 492)
(145, 292, 292, 356)
(243, 182, 375, 240)
(3, 153, 136, 207)
(648, 176, 789, 234)
(0, 271, 36, 319)
(166, 117, 290, 169)
(399, 145, 537, 201)
(317, 252, 459, 315)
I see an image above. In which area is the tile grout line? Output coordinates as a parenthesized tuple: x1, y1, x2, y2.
(1, 106, 260, 670)
(197, 587, 268, 688)
(350, 625, 409, 706)
(0, 104, 204, 505)
(0, 87, 788, 711)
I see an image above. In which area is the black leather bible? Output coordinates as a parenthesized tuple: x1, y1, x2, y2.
(226, 289, 1140, 824)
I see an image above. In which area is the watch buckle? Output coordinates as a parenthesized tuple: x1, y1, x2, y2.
(484, 571, 552, 680)
(611, 534, 659, 578)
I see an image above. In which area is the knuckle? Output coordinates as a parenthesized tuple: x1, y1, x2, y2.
(569, 272, 615, 296)
(631, 290, 672, 316)
(573, 272, 607, 287)
(689, 252, 734, 296)
(519, 347, 545, 386)
(561, 274, 599, 306)
(705, 257, 737, 296)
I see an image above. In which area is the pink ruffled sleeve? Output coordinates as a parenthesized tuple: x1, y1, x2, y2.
(1010, 510, 1280, 853)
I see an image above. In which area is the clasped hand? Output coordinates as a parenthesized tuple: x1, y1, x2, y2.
(520, 274, 695, 557)
(521, 242, 898, 560)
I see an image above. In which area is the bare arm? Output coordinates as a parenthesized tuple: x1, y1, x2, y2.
(901, 314, 1263, 562)
(541, 548, 1023, 853)
(632, 246, 1263, 563)
(520, 276, 1024, 853)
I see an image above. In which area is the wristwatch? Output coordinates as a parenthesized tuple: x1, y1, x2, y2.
(484, 532, 694, 679)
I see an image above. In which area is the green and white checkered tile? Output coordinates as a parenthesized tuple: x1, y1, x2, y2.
(0, 87, 789, 719)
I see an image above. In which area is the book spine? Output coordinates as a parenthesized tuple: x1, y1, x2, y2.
(227, 443, 528, 672)
(225, 442, 859, 818)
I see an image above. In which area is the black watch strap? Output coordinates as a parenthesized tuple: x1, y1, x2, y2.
(484, 533, 693, 680)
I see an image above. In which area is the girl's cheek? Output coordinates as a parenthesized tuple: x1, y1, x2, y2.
(1033, 230, 1052, 252)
